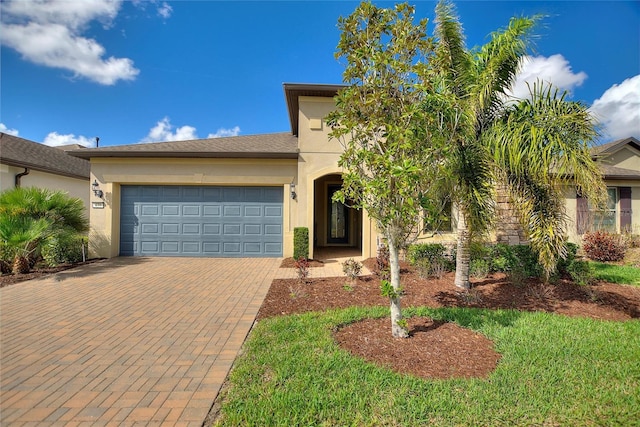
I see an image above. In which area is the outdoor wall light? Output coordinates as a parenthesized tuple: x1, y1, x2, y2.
(290, 183, 297, 200)
(92, 180, 104, 199)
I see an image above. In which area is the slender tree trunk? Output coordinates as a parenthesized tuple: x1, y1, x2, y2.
(388, 238, 408, 338)
(454, 212, 471, 290)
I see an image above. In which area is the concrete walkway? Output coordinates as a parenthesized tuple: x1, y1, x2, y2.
(0, 257, 282, 426)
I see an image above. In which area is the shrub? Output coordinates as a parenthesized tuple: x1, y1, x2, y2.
(567, 260, 595, 286)
(293, 227, 309, 260)
(342, 258, 362, 280)
(582, 230, 627, 262)
(407, 243, 446, 264)
(407, 243, 454, 275)
(41, 234, 87, 266)
(469, 259, 490, 279)
(556, 242, 579, 275)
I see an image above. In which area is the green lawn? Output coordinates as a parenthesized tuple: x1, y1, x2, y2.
(213, 306, 640, 426)
(591, 262, 640, 286)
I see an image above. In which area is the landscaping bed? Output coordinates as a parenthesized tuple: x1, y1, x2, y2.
(258, 258, 639, 381)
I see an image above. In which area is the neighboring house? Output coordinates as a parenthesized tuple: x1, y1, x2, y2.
(0, 132, 91, 210)
(69, 84, 640, 259)
(570, 136, 640, 240)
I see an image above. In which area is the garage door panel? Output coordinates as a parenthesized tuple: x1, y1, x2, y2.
(120, 185, 283, 257)
(182, 205, 201, 216)
(203, 205, 221, 216)
(141, 223, 159, 234)
(162, 205, 180, 215)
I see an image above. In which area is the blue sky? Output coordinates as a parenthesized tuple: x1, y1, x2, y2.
(1, 0, 639, 148)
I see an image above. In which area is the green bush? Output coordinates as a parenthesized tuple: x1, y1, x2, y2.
(407, 243, 446, 264)
(41, 234, 87, 266)
(293, 227, 309, 260)
(567, 260, 595, 286)
(469, 258, 490, 279)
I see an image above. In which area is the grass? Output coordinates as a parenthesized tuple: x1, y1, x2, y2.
(213, 307, 640, 426)
(591, 262, 640, 286)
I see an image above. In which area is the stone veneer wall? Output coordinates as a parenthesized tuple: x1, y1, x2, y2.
(494, 187, 528, 245)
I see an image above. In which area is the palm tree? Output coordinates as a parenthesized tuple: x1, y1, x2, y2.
(0, 216, 52, 274)
(432, 0, 606, 288)
(0, 187, 88, 273)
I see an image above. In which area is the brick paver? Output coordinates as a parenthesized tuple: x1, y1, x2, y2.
(0, 257, 281, 426)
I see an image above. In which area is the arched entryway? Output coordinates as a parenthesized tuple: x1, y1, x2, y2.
(313, 174, 363, 258)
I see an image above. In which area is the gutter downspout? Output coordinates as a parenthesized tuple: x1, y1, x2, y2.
(15, 168, 30, 187)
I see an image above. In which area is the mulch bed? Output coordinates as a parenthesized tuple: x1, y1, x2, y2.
(259, 258, 640, 379)
(0, 259, 103, 288)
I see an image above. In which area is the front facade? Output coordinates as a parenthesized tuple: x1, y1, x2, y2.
(72, 85, 379, 259)
(71, 85, 640, 260)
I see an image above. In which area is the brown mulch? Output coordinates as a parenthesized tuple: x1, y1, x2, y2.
(279, 257, 325, 268)
(0, 259, 104, 288)
(258, 258, 640, 379)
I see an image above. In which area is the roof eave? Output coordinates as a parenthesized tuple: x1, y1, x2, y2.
(69, 151, 299, 160)
(1, 158, 90, 180)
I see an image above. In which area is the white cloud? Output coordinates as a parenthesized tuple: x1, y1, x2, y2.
(0, 123, 19, 136)
(590, 75, 640, 141)
(509, 54, 588, 100)
(131, 0, 172, 19)
(208, 126, 241, 138)
(43, 131, 96, 147)
(141, 117, 198, 143)
(157, 2, 173, 19)
(140, 118, 241, 143)
(1, 0, 139, 85)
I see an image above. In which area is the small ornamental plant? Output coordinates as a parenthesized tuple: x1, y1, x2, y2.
(342, 258, 363, 281)
(294, 256, 310, 283)
(582, 230, 627, 262)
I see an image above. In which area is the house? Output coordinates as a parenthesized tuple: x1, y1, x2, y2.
(0, 132, 91, 210)
(69, 84, 640, 259)
(70, 84, 378, 259)
(571, 136, 640, 239)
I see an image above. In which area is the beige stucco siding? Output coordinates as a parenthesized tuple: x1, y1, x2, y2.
(600, 146, 640, 170)
(89, 158, 297, 258)
(296, 97, 379, 259)
(1, 163, 90, 214)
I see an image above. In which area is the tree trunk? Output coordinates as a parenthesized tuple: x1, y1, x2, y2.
(454, 212, 471, 290)
(388, 239, 408, 338)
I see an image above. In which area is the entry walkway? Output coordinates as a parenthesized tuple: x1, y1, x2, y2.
(0, 257, 281, 426)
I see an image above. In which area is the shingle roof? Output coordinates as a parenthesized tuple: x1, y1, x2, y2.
(69, 132, 299, 159)
(0, 133, 90, 179)
(599, 165, 640, 180)
(591, 136, 640, 158)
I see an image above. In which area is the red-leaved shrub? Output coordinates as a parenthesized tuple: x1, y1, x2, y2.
(582, 230, 628, 262)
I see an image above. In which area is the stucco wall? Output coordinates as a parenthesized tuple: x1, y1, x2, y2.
(601, 146, 640, 170)
(296, 96, 379, 259)
(1, 163, 90, 215)
(89, 158, 297, 258)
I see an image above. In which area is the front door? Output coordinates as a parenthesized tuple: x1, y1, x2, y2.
(327, 185, 349, 244)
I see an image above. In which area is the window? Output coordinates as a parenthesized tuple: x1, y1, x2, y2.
(577, 187, 629, 234)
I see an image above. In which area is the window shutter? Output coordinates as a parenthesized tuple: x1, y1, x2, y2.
(620, 187, 632, 231)
(576, 194, 589, 235)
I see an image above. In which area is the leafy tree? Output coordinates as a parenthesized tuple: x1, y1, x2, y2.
(327, 2, 449, 337)
(432, 0, 606, 288)
(0, 187, 88, 273)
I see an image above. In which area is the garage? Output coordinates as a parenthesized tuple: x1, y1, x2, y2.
(120, 185, 283, 257)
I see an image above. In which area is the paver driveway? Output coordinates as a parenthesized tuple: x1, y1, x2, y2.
(0, 257, 282, 426)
